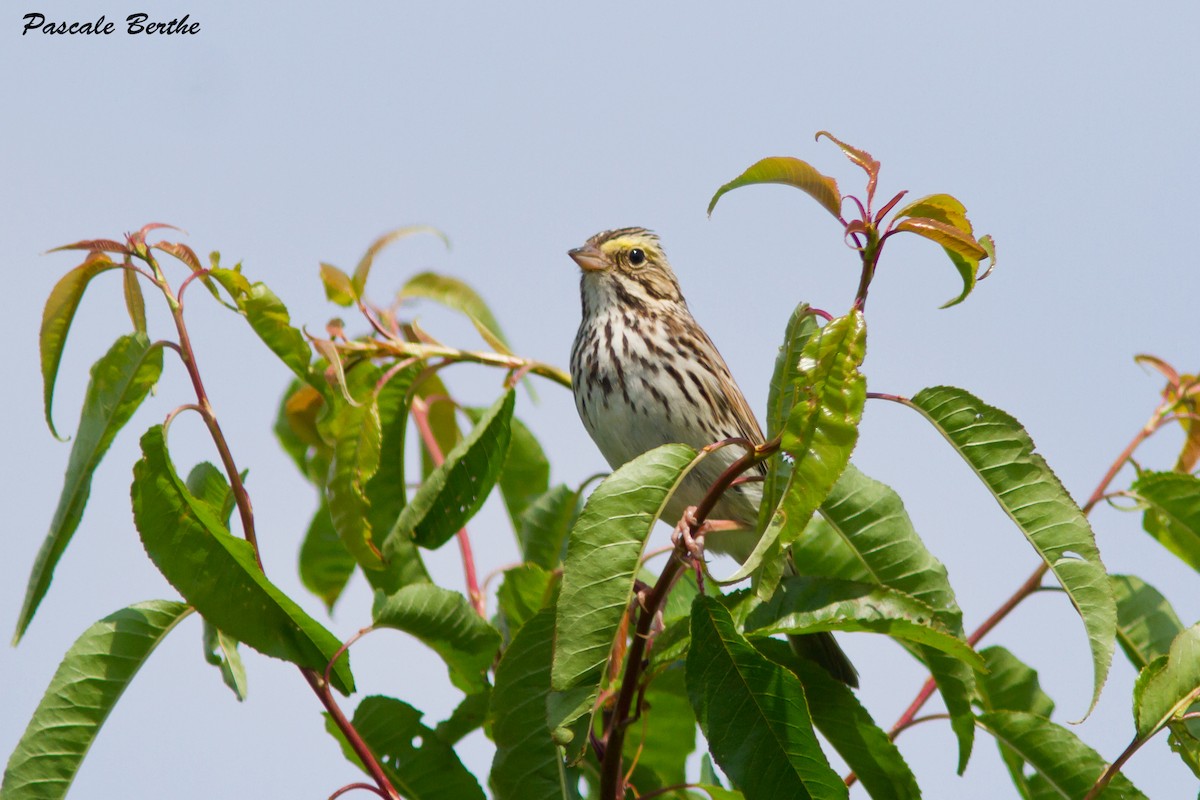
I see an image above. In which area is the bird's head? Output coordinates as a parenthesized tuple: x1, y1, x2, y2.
(569, 227, 685, 311)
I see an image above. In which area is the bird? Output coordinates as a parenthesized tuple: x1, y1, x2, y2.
(568, 226, 858, 687)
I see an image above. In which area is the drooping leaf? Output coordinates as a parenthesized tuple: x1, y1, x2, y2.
(490, 608, 568, 800)
(815, 132, 881, 199)
(496, 563, 554, 640)
(351, 226, 450, 297)
(435, 689, 491, 745)
(754, 638, 920, 800)
(202, 620, 248, 701)
(209, 268, 313, 382)
(908, 386, 1115, 719)
(372, 584, 501, 694)
(548, 444, 698, 734)
(745, 577, 983, 669)
(890, 219, 988, 308)
(414, 371, 461, 479)
(894, 194, 972, 233)
(387, 388, 515, 551)
(325, 378, 385, 570)
(687, 596, 846, 800)
(1, 601, 191, 800)
(15, 333, 163, 643)
(1134, 624, 1200, 739)
(1130, 471, 1200, 573)
(977, 646, 1055, 797)
(131, 426, 354, 694)
(519, 484, 579, 569)
(325, 695, 484, 800)
(40, 252, 119, 438)
(274, 380, 326, 478)
(319, 262, 356, 306)
(486, 414, 551, 530)
(724, 311, 866, 592)
(298, 502, 356, 612)
(399, 270, 512, 355)
(977, 712, 1147, 799)
(757, 301, 819, 534)
(708, 156, 842, 220)
(792, 463, 976, 770)
(1111, 574, 1185, 671)
(121, 267, 146, 334)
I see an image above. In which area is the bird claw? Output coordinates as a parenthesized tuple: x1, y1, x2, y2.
(671, 506, 708, 592)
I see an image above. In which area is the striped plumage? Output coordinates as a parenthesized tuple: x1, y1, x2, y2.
(568, 226, 858, 687)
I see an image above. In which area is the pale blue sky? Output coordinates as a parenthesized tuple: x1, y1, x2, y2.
(3, 3, 1198, 798)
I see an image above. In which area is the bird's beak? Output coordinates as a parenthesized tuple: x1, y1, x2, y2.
(568, 244, 605, 272)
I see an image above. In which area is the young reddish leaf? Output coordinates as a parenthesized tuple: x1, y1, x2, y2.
(708, 156, 842, 220)
(1135, 354, 1181, 387)
(319, 262, 357, 306)
(892, 217, 988, 260)
(40, 252, 120, 439)
(152, 241, 203, 272)
(122, 267, 146, 334)
(977, 234, 997, 280)
(47, 239, 129, 255)
(352, 225, 450, 298)
(894, 193, 972, 232)
(15, 334, 164, 643)
(816, 131, 881, 203)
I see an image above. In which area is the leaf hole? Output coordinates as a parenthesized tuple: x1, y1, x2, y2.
(1060, 550, 1084, 561)
(412, 734, 423, 749)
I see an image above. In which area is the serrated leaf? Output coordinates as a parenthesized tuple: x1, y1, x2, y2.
(435, 689, 490, 745)
(519, 484, 579, 569)
(131, 426, 354, 694)
(373, 584, 501, 694)
(353, 226, 450, 298)
(387, 388, 515, 551)
(497, 563, 554, 640)
(793, 463, 976, 770)
(1131, 471, 1200, 573)
(40, 252, 120, 438)
(298, 502, 356, 612)
(319, 262, 356, 306)
(548, 444, 698, 732)
(757, 301, 819, 534)
(325, 695, 484, 800)
(754, 638, 920, 800)
(209, 268, 312, 382)
(908, 386, 1115, 719)
(1134, 624, 1200, 739)
(490, 607, 568, 800)
(815, 132, 880, 199)
(15, 334, 163, 643)
(687, 596, 847, 800)
(708, 156, 842, 220)
(325, 383, 385, 569)
(202, 620, 248, 701)
(399, 270, 512, 355)
(725, 311, 866, 589)
(465, 410, 549, 530)
(1, 601, 191, 800)
(977, 711, 1147, 799)
(978, 646, 1055, 717)
(1111, 574, 1184, 671)
(745, 577, 984, 669)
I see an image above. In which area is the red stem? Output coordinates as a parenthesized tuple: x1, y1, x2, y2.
(304, 670, 400, 800)
(410, 396, 485, 616)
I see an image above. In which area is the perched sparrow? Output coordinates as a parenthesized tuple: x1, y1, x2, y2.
(569, 227, 858, 687)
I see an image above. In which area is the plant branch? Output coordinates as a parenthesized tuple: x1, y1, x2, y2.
(599, 441, 776, 800)
(410, 396, 485, 616)
(361, 338, 572, 389)
(304, 669, 400, 800)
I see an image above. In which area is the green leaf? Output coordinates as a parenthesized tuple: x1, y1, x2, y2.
(549, 444, 698, 732)
(353, 226, 450, 297)
(519, 484, 579, 569)
(493, 415, 551, 530)
(2, 601, 191, 800)
(122, 267, 146, 334)
(319, 262, 357, 306)
(1134, 624, 1200, 739)
(977, 646, 1055, 797)
(792, 464, 976, 771)
(325, 383, 385, 569)
(1130, 471, 1200, 573)
(687, 596, 847, 800)
(326, 695, 485, 800)
(623, 664, 696, 794)
(40, 252, 119, 438)
(298, 501, 356, 612)
(15, 333, 163, 643)
(496, 563, 554, 640)
(399, 270, 512, 355)
(131, 426, 354, 694)
(708, 156, 842, 220)
(977, 711, 1147, 799)
(894, 193, 972, 233)
(202, 620, 248, 701)
(387, 388, 515, 551)
(491, 608, 569, 800)
(435, 689, 491, 745)
(415, 372, 461, 479)
(373, 584, 501, 694)
(908, 386, 1115, 718)
(754, 638, 919, 800)
(726, 311, 866, 590)
(1111, 574, 1184, 671)
(757, 301, 819, 534)
(745, 577, 984, 669)
(209, 268, 313, 381)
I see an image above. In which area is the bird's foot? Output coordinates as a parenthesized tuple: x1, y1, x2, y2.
(672, 507, 709, 592)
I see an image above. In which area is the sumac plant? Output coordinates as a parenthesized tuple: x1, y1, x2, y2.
(5, 135, 1200, 800)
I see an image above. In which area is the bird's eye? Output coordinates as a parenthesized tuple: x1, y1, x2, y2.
(628, 248, 646, 266)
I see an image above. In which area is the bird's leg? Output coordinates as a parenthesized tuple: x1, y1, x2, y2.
(671, 506, 706, 562)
